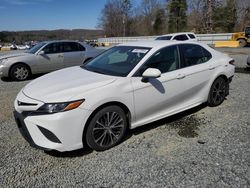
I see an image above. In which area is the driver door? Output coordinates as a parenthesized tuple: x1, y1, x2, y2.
(131, 45, 188, 126)
(36, 42, 64, 72)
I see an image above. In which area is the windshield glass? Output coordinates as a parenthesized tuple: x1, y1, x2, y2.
(82, 46, 151, 77)
(27, 42, 47, 54)
(155, 36, 172, 40)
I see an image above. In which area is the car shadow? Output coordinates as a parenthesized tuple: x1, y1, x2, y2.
(125, 103, 207, 139)
(45, 103, 208, 158)
(1, 73, 46, 82)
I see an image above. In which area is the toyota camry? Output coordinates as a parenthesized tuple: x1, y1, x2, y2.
(14, 41, 235, 151)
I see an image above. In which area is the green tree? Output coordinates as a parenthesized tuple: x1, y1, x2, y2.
(153, 8, 166, 34)
(168, 0, 187, 33)
(213, 0, 237, 32)
(99, 0, 132, 37)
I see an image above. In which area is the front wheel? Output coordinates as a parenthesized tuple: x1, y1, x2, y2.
(10, 64, 31, 81)
(207, 77, 227, 107)
(238, 39, 247, 47)
(85, 106, 127, 151)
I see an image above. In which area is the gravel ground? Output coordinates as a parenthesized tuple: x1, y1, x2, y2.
(0, 49, 250, 187)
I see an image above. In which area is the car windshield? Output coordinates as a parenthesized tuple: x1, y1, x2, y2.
(27, 42, 47, 54)
(82, 46, 151, 77)
(155, 36, 172, 40)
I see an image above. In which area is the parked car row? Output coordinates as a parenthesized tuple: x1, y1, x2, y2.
(0, 40, 104, 81)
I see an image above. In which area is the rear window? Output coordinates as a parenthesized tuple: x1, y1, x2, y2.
(155, 36, 172, 40)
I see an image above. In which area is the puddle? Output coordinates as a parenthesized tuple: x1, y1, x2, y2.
(168, 115, 205, 138)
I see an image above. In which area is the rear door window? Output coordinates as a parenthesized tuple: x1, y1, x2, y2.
(179, 44, 212, 68)
(63, 42, 80, 53)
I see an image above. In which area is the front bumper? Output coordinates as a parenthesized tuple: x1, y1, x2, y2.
(14, 110, 50, 150)
(14, 91, 92, 152)
(0, 64, 9, 77)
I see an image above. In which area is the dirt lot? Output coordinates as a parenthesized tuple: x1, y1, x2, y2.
(0, 48, 249, 187)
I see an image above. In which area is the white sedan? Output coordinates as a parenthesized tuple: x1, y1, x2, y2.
(14, 41, 235, 152)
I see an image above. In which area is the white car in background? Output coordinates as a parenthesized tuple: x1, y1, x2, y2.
(156, 32, 198, 41)
(0, 40, 103, 81)
(14, 41, 234, 152)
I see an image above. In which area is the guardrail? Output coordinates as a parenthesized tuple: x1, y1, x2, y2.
(98, 33, 233, 45)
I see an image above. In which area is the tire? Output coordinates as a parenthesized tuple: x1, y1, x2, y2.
(85, 106, 127, 151)
(10, 64, 31, 81)
(207, 77, 227, 107)
(238, 39, 247, 48)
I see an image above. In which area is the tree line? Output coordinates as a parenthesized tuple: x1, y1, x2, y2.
(99, 0, 250, 37)
(0, 29, 103, 44)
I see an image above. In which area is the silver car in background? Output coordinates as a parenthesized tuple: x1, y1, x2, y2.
(0, 40, 103, 81)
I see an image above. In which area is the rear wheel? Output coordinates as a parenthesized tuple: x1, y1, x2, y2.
(238, 39, 247, 47)
(85, 106, 127, 151)
(10, 64, 31, 81)
(207, 77, 227, 107)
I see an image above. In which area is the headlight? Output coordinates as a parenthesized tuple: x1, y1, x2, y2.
(37, 99, 85, 114)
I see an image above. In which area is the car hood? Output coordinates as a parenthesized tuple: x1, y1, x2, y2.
(23, 66, 116, 103)
(0, 52, 30, 60)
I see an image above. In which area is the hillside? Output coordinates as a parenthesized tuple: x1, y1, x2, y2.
(0, 29, 104, 44)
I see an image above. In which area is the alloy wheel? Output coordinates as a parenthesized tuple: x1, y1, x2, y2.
(13, 66, 29, 80)
(92, 111, 125, 147)
(211, 78, 226, 106)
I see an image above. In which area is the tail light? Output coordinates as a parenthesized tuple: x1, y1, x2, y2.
(229, 60, 235, 65)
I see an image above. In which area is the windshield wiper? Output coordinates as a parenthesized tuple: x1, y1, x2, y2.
(82, 66, 105, 75)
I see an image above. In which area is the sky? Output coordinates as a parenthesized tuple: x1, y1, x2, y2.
(0, 0, 108, 31)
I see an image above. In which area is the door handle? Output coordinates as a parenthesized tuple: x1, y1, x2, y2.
(58, 54, 63, 58)
(176, 74, 185, 79)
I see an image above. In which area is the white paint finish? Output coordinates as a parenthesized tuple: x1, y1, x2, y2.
(14, 41, 235, 151)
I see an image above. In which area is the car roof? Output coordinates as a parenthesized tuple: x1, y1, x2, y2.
(117, 40, 200, 49)
(43, 40, 81, 44)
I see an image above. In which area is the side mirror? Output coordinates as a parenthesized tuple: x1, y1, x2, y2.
(142, 68, 161, 82)
(38, 50, 45, 55)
